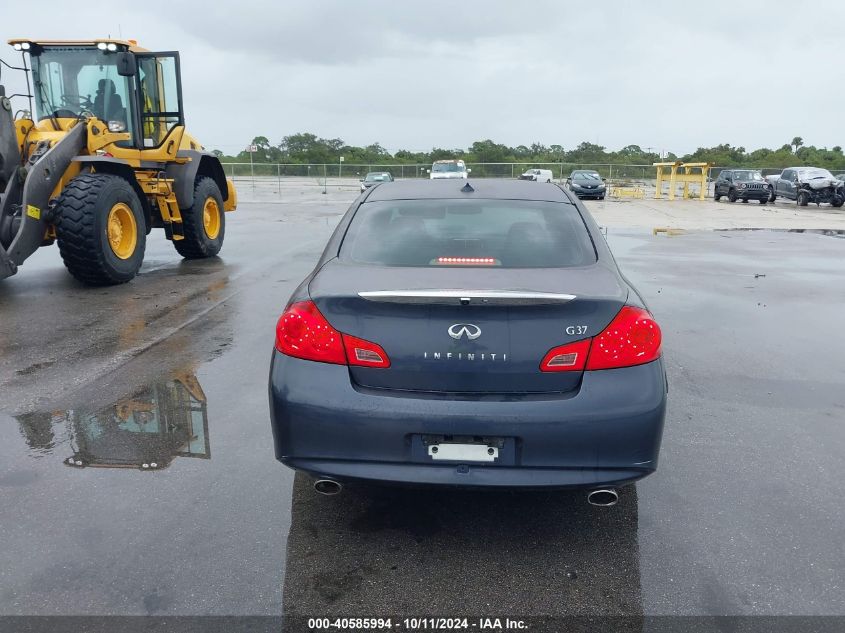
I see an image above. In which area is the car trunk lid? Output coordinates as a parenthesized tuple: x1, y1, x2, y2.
(309, 262, 627, 394)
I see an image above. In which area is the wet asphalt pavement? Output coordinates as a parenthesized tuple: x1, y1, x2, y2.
(1, 197, 844, 628)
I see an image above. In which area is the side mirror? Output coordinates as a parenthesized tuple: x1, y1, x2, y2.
(426, 169, 431, 173)
(467, 168, 472, 173)
(116, 52, 137, 77)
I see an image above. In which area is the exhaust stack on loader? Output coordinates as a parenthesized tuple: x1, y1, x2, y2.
(0, 39, 237, 285)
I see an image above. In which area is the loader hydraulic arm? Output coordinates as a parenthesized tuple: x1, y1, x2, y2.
(0, 103, 86, 280)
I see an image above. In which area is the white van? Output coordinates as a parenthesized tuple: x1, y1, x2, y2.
(519, 168, 554, 183)
(429, 159, 470, 180)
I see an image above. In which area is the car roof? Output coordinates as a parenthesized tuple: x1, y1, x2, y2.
(365, 178, 572, 203)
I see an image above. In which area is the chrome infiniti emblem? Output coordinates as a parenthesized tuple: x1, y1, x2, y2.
(448, 323, 481, 340)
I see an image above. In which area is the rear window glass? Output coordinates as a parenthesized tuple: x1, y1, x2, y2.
(340, 199, 596, 268)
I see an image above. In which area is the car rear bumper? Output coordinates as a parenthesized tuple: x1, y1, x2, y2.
(269, 352, 667, 489)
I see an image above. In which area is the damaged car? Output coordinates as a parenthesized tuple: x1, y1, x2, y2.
(771, 167, 845, 207)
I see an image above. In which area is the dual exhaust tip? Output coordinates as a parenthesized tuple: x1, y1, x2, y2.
(587, 489, 619, 507)
(314, 478, 618, 506)
(314, 479, 343, 495)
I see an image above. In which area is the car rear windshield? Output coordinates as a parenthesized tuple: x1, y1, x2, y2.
(340, 199, 596, 268)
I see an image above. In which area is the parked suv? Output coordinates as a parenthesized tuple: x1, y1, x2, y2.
(770, 167, 844, 207)
(519, 168, 554, 182)
(713, 169, 769, 203)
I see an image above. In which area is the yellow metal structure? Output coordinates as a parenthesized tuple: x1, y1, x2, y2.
(653, 161, 712, 201)
(609, 186, 645, 199)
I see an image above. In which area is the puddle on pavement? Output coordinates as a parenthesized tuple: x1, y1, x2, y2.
(15, 371, 210, 472)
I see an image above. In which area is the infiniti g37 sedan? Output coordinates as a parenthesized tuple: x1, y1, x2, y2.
(269, 179, 667, 498)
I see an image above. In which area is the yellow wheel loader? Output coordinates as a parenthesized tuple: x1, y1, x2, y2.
(0, 39, 236, 285)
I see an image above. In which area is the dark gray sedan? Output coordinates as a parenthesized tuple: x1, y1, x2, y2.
(566, 170, 607, 199)
(269, 179, 666, 504)
(360, 171, 394, 192)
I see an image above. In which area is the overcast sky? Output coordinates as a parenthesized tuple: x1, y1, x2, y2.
(2, 0, 843, 156)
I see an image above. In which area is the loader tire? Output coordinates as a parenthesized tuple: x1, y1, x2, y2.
(174, 177, 225, 259)
(55, 173, 146, 286)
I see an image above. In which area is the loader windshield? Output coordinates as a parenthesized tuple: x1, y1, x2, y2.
(30, 46, 132, 133)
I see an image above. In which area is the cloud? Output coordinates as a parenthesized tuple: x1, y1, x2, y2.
(2, 0, 844, 155)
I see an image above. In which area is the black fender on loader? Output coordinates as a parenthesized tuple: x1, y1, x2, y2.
(0, 116, 86, 280)
(165, 150, 229, 209)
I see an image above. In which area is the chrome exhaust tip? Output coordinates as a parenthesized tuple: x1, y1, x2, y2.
(587, 489, 619, 507)
(314, 479, 342, 496)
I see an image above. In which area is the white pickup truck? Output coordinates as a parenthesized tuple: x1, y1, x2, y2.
(428, 160, 470, 180)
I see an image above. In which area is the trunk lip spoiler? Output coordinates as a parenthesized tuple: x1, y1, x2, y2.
(357, 289, 577, 304)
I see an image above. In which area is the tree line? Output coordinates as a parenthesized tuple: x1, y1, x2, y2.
(212, 133, 845, 171)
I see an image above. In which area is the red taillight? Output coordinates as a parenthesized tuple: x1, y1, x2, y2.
(343, 334, 390, 368)
(275, 300, 390, 368)
(275, 300, 346, 364)
(540, 306, 661, 373)
(586, 306, 662, 370)
(540, 339, 591, 372)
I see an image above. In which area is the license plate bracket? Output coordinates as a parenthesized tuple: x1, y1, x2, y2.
(428, 442, 498, 462)
(411, 434, 516, 465)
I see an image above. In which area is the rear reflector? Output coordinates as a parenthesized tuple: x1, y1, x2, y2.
(540, 339, 591, 372)
(275, 301, 391, 368)
(586, 306, 662, 370)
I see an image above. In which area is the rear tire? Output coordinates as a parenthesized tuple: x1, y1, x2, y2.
(768, 187, 775, 202)
(728, 189, 737, 202)
(174, 177, 226, 259)
(831, 195, 843, 208)
(54, 173, 146, 286)
(759, 198, 767, 204)
(742, 198, 749, 203)
(714, 190, 721, 201)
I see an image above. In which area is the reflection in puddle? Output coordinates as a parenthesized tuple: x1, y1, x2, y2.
(15, 373, 210, 471)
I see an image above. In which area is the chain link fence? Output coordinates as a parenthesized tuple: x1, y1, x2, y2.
(219, 162, 667, 183)
(220, 162, 793, 198)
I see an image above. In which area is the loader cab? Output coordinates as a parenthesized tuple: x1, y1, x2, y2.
(29, 44, 134, 131)
(25, 42, 184, 151)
